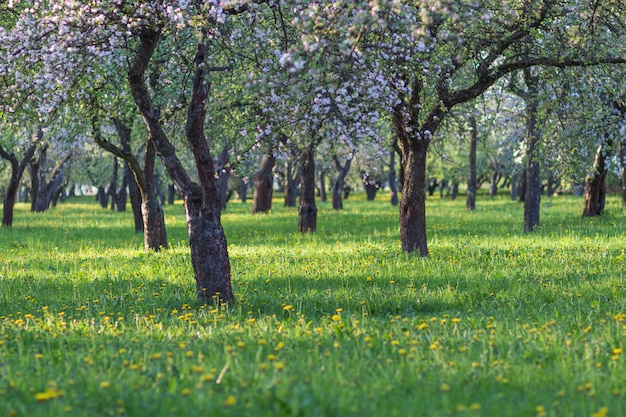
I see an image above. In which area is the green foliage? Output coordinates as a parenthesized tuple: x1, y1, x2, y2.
(1, 195, 626, 416)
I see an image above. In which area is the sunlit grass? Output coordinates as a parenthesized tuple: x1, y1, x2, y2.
(1, 193, 625, 416)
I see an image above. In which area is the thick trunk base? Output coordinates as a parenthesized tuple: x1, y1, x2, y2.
(187, 208, 233, 303)
(298, 203, 318, 233)
(142, 198, 168, 251)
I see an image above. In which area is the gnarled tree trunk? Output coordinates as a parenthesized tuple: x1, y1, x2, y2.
(298, 147, 317, 232)
(399, 142, 429, 256)
(93, 117, 166, 249)
(582, 139, 613, 217)
(109, 158, 118, 211)
(523, 70, 542, 233)
(284, 160, 298, 207)
(319, 168, 327, 202)
(252, 149, 275, 213)
(332, 155, 351, 210)
(141, 139, 168, 251)
(128, 29, 232, 302)
(0, 142, 38, 227)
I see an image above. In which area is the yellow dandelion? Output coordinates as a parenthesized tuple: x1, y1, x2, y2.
(283, 305, 293, 311)
(440, 383, 450, 393)
(224, 395, 236, 407)
(331, 315, 341, 322)
(470, 403, 481, 411)
(100, 381, 110, 389)
(613, 347, 622, 355)
(201, 373, 215, 382)
(274, 361, 285, 371)
(181, 388, 191, 396)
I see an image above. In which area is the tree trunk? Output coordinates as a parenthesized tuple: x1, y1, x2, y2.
(582, 140, 613, 217)
(363, 173, 380, 201)
(97, 186, 108, 208)
(399, 142, 429, 256)
(239, 178, 248, 203)
(109, 158, 118, 211)
(34, 146, 49, 212)
(466, 115, 477, 211)
(546, 173, 559, 198)
(29, 157, 40, 212)
(319, 169, 327, 202)
(489, 171, 499, 198)
(284, 160, 298, 207)
(141, 139, 168, 251)
(451, 182, 459, 200)
(332, 155, 352, 210)
(128, 29, 232, 302)
(167, 183, 175, 205)
(116, 161, 129, 212)
(298, 147, 317, 232)
(128, 170, 144, 232)
(0, 143, 38, 227)
(523, 70, 542, 233)
(618, 140, 626, 204)
(252, 150, 275, 213)
(389, 141, 399, 206)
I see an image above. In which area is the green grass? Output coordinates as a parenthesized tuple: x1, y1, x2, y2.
(1, 193, 625, 417)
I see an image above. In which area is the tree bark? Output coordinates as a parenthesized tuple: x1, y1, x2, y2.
(97, 186, 108, 208)
(523, 69, 542, 233)
(32, 144, 49, 212)
(141, 139, 168, 251)
(389, 141, 399, 206)
(582, 139, 613, 217)
(0, 142, 38, 227)
(128, 28, 232, 302)
(398, 142, 429, 256)
(489, 169, 500, 198)
(332, 155, 352, 210)
(239, 178, 248, 203)
(451, 182, 459, 200)
(109, 158, 118, 211)
(298, 147, 317, 232)
(319, 169, 327, 202)
(284, 160, 298, 207)
(167, 183, 175, 205)
(128, 171, 144, 232)
(252, 149, 275, 213)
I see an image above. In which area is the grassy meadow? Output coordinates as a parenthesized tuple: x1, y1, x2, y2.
(1, 192, 625, 417)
